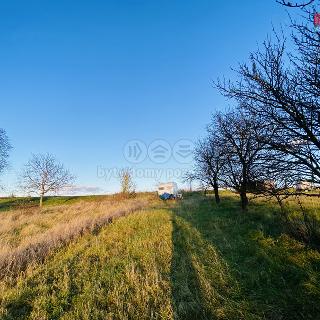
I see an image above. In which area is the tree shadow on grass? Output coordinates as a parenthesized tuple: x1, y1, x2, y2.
(171, 195, 320, 320)
(170, 196, 256, 320)
(170, 214, 214, 320)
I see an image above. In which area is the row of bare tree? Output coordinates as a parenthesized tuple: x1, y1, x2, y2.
(188, 2, 320, 215)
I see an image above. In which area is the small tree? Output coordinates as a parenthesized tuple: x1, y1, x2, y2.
(119, 168, 135, 196)
(188, 133, 225, 204)
(20, 153, 75, 207)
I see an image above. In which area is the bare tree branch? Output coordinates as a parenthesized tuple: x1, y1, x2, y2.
(276, 0, 315, 8)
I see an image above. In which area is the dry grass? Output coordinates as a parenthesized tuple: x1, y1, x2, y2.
(0, 194, 155, 280)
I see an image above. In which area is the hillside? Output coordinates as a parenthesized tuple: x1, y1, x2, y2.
(0, 193, 320, 319)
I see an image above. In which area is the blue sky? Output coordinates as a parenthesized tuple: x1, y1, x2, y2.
(0, 0, 292, 195)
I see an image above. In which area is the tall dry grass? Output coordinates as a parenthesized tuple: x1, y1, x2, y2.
(0, 195, 154, 279)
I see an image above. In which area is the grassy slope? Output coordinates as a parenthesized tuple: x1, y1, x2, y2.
(1, 194, 320, 319)
(0, 195, 121, 211)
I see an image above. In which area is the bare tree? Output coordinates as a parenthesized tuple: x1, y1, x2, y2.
(0, 128, 12, 176)
(20, 153, 75, 207)
(216, 110, 274, 210)
(187, 128, 225, 204)
(216, 29, 320, 185)
(119, 168, 135, 196)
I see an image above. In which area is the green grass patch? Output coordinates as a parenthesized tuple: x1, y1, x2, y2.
(0, 196, 89, 211)
(0, 193, 156, 212)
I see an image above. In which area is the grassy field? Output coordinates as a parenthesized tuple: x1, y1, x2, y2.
(0, 194, 154, 279)
(0, 192, 320, 319)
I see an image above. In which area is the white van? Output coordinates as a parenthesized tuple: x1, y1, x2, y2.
(296, 181, 312, 191)
(157, 182, 180, 199)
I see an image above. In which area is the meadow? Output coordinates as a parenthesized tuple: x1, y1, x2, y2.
(0, 194, 153, 280)
(0, 192, 319, 319)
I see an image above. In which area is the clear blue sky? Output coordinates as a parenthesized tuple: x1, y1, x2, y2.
(0, 0, 292, 195)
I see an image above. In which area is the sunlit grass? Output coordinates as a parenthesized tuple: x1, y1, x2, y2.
(0, 208, 174, 320)
(0, 194, 155, 279)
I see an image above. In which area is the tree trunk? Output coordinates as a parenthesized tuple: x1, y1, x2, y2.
(240, 164, 248, 210)
(240, 191, 248, 211)
(40, 193, 44, 207)
(213, 181, 220, 204)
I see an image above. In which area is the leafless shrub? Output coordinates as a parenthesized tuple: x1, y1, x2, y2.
(118, 168, 136, 197)
(286, 196, 320, 247)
